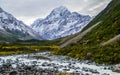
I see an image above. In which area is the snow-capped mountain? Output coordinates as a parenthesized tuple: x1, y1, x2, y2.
(0, 7, 42, 41)
(31, 6, 92, 40)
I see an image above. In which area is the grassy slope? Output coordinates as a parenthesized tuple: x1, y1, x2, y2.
(79, 0, 120, 45)
(52, 0, 120, 64)
(52, 39, 120, 64)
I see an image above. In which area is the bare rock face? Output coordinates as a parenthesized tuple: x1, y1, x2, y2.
(112, 64, 120, 73)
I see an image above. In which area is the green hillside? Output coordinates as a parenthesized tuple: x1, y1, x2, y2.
(79, 0, 120, 45)
(11, 39, 62, 46)
(52, 0, 120, 64)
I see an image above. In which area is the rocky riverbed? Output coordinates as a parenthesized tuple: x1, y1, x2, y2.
(0, 52, 119, 75)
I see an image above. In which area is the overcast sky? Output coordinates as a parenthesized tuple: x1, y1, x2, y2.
(0, 0, 111, 25)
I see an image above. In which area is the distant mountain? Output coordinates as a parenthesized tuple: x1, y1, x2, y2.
(31, 6, 92, 40)
(0, 7, 42, 41)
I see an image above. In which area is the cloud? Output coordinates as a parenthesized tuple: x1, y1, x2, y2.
(0, 0, 111, 25)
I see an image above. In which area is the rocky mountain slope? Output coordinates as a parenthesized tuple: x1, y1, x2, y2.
(0, 7, 42, 41)
(60, 22, 101, 48)
(53, 0, 120, 64)
(31, 6, 92, 40)
(60, 0, 120, 47)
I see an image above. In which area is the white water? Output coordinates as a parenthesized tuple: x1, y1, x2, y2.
(0, 52, 119, 75)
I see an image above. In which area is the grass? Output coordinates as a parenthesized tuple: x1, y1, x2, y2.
(11, 38, 62, 46)
(0, 43, 60, 56)
(0, 39, 60, 56)
(52, 39, 120, 65)
(0, 51, 22, 56)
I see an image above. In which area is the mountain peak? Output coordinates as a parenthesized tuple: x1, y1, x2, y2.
(32, 6, 92, 40)
(51, 6, 70, 15)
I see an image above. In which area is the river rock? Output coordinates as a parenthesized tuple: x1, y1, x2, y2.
(90, 69, 99, 74)
(86, 52, 92, 60)
(9, 71, 18, 75)
(112, 64, 120, 73)
(101, 73, 110, 75)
